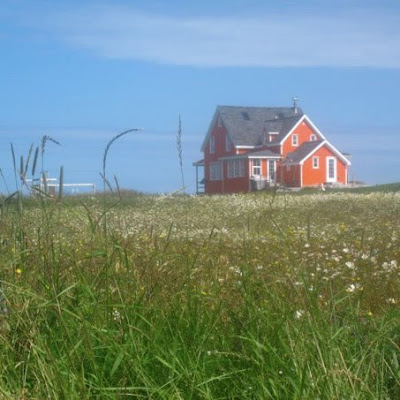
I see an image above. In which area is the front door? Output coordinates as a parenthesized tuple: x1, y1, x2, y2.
(326, 157, 337, 182)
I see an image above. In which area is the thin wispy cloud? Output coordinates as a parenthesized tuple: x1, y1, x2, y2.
(6, 2, 400, 68)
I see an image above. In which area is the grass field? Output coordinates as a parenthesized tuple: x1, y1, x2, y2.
(0, 189, 400, 399)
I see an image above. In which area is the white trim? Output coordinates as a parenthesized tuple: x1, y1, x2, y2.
(303, 115, 327, 141)
(278, 114, 327, 146)
(292, 134, 299, 146)
(236, 145, 258, 149)
(248, 155, 281, 159)
(252, 159, 261, 176)
(326, 157, 337, 182)
(298, 140, 351, 166)
(323, 140, 351, 165)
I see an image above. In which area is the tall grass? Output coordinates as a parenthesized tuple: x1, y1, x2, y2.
(0, 159, 399, 397)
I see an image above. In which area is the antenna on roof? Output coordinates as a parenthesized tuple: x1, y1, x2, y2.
(292, 96, 299, 114)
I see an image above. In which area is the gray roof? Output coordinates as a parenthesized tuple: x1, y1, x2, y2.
(284, 140, 323, 164)
(218, 105, 303, 147)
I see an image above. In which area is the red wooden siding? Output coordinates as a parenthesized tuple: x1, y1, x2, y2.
(302, 146, 347, 186)
(281, 120, 320, 155)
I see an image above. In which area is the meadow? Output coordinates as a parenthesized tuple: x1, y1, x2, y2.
(0, 189, 400, 399)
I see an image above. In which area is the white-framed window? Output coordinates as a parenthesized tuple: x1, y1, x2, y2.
(310, 134, 317, 141)
(209, 162, 222, 181)
(210, 136, 215, 154)
(252, 159, 261, 176)
(312, 156, 319, 169)
(227, 159, 245, 178)
(225, 134, 231, 152)
(292, 134, 299, 146)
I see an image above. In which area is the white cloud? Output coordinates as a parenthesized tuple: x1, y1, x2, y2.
(10, 3, 400, 68)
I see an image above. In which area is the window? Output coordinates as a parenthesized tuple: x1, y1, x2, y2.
(310, 134, 317, 141)
(217, 116, 223, 128)
(210, 162, 222, 181)
(227, 159, 245, 178)
(210, 136, 215, 154)
(252, 159, 261, 176)
(292, 134, 299, 146)
(225, 134, 231, 152)
(312, 156, 319, 169)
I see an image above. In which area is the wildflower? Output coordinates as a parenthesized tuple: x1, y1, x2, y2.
(345, 261, 355, 269)
(295, 310, 305, 319)
(386, 298, 397, 304)
(112, 309, 122, 323)
(346, 284, 356, 293)
(16, 268, 22, 275)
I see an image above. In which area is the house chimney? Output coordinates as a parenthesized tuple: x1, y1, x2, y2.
(292, 96, 299, 114)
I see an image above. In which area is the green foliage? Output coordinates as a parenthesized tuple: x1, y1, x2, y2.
(0, 191, 400, 398)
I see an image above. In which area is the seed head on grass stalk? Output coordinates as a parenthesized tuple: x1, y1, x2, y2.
(41, 135, 61, 176)
(176, 114, 185, 193)
(102, 128, 143, 190)
(101, 127, 143, 233)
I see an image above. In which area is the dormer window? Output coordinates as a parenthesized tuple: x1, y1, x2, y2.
(268, 131, 279, 143)
(292, 134, 299, 146)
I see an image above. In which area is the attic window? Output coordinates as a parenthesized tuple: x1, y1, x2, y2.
(241, 112, 250, 120)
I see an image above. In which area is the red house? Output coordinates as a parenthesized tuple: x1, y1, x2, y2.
(194, 103, 351, 194)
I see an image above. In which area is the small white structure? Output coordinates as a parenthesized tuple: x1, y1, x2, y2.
(27, 176, 96, 196)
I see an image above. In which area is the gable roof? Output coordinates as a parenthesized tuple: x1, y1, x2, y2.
(284, 140, 351, 165)
(284, 140, 324, 164)
(201, 105, 303, 150)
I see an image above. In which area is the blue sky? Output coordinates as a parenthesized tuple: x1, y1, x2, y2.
(0, 0, 399, 194)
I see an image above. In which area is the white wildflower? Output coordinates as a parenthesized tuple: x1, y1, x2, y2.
(346, 284, 356, 293)
(345, 261, 355, 269)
